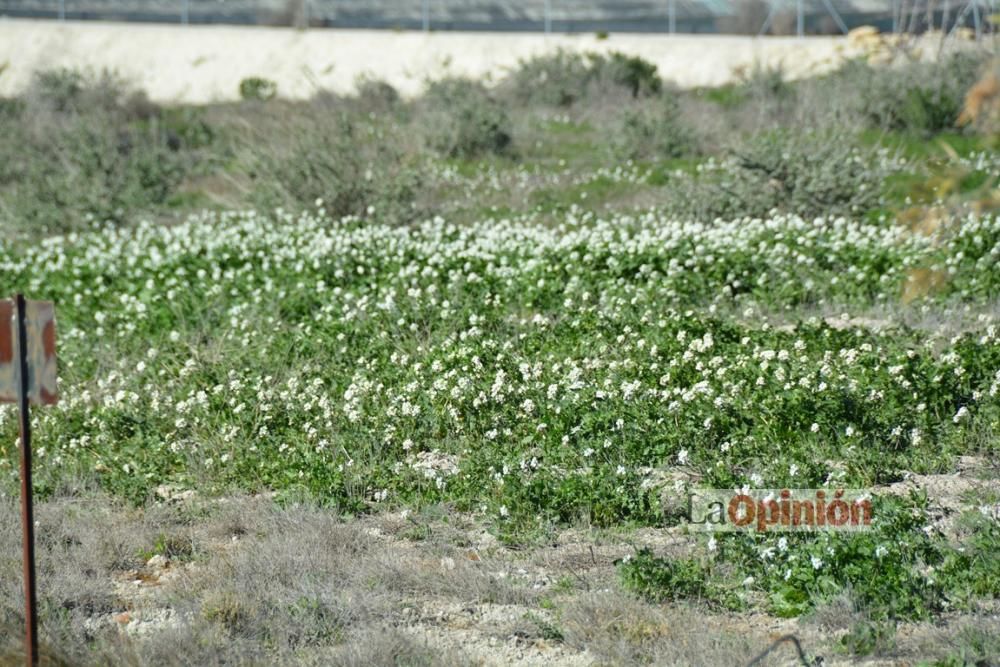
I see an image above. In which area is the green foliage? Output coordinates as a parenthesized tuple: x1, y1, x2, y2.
(523, 612, 564, 642)
(602, 52, 662, 99)
(841, 619, 896, 657)
(138, 532, 195, 562)
(619, 549, 741, 610)
(723, 495, 986, 622)
(239, 77, 278, 102)
(936, 513, 1000, 606)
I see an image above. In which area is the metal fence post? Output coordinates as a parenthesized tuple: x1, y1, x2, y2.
(181, 0, 189, 24)
(15, 295, 38, 667)
(58, 0, 65, 20)
(422, 0, 429, 31)
(544, 0, 551, 34)
(669, 0, 676, 33)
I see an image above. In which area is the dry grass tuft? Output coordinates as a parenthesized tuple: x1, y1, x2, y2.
(559, 591, 763, 665)
(902, 267, 950, 304)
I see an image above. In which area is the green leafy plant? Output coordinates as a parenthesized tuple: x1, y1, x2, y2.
(619, 549, 741, 610)
(239, 77, 278, 102)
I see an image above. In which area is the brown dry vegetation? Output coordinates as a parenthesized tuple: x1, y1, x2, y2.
(1, 483, 998, 666)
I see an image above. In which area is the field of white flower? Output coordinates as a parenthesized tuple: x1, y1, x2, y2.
(1, 50, 999, 666)
(1, 203, 998, 633)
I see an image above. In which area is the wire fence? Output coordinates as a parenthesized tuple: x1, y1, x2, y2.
(0, 0, 994, 35)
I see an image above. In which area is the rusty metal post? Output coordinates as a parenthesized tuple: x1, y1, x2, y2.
(15, 294, 39, 667)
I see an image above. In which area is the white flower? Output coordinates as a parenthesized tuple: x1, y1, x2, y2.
(811, 556, 823, 570)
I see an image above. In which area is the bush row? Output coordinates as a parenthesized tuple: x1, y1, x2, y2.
(0, 49, 991, 235)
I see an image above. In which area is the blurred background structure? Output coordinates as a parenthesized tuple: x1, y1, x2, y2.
(0, 0, 995, 35)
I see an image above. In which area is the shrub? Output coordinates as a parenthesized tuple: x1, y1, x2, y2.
(251, 110, 422, 222)
(502, 50, 593, 107)
(600, 52, 662, 99)
(618, 549, 741, 610)
(615, 96, 698, 160)
(0, 70, 201, 236)
(354, 77, 401, 113)
(4, 139, 182, 231)
(239, 77, 278, 102)
(29, 67, 157, 119)
(420, 78, 513, 159)
(31, 68, 87, 111)
(664, 130, 888, 221)
(841, 53, 984, 135)
(841, 620, 897, 657)
(500, 50, 661, 107)
(739, 63, 794, 104)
